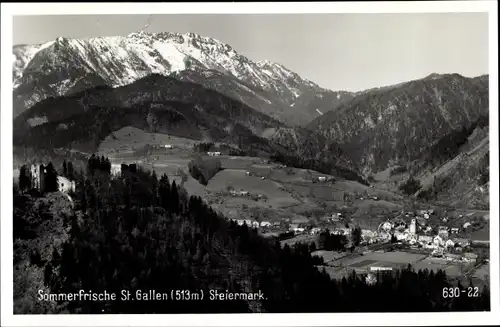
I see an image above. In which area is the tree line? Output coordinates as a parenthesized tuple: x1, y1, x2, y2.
(14, 155, 490, 313)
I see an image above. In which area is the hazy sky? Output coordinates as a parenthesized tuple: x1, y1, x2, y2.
(13, 13, 489, 92)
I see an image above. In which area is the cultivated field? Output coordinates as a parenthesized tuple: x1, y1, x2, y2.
(322, 250, 429, 278)
(99, 126, 197, 156)
(207, 169, 301, 208)
(96, 128, 407, 232)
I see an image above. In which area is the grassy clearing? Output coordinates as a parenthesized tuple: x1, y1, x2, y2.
(207, 169, 300, 208)
(99, 126, 197, 154)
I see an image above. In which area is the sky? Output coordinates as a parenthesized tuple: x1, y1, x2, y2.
(13, 13, 489, 92)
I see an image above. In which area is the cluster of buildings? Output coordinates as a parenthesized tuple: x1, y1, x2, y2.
(314, 176, 335, 183)
(232, 219, 276, 229)
(30, 164, 76, 194)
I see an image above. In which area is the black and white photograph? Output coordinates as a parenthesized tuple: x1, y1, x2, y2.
(1, 1, 499, 326)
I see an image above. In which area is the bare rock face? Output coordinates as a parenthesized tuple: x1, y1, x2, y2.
(13, 32, 350, 125)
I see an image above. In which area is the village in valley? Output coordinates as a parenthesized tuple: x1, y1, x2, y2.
(21, 126, 483, 287)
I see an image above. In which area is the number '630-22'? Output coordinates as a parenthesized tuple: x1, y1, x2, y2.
(442, 287, 480, 298)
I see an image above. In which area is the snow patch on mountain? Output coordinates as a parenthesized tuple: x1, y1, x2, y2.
(153, 42, 186, 72)
(13, 32, 335, 122)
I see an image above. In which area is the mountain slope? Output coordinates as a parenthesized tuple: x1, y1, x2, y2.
(13, 74, 365, 183)
(308, 73, 489, 175)
(13, 32, 341, 125)
(14, 74, 282, 150)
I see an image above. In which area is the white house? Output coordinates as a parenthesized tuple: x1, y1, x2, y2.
(207, 151, 221, 156)
(450, 227, 460, 234)
(433, 235, 444, 247)
(394, 232, 407, 241)
(463, 252, 478, 262)
(164, 144, 173, 149)
(318, 176, 327, 182)
(418, 235, 433, 243)
(260, 221, 271, 228)
(381, 222, 392, 231)
(310, 227, 322, 235)
(111, 163, 121, 176)
(463, 222, 472, 229)
(452, 238, 470, 247)
(57, 176, 75, 194)
(445, 239, 455, 248)
(423, 213, 430, 219)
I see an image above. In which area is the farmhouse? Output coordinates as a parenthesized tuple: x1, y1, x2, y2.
(452, 238, 470, 247)
(230, 190, 249, 196)
(310, 227, 322, 235)
(418, 235, 433, 243)
(394, 231, 407, 241)
(318, 176, 327, 182)
(463, 252, 478, 263)
(260, 221, 271, 228)
(445, 253, 461, 261)
(463, 222, 472, 229)
(381, 222, 392, 231)
(207, 151, 221, 156)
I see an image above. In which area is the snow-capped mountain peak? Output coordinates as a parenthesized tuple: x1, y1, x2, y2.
(13, 31, 337, 123)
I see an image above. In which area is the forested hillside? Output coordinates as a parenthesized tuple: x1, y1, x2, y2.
(13, 156, 490, 313)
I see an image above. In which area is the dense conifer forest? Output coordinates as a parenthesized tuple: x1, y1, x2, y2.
(13, 155, 490, 313)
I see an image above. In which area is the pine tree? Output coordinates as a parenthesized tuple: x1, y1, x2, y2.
(52, 247, 61, 266)
(19, 165, 32, 192)
(170, 181, 179, 214)
(67, 161, 75, 180)
(63, 160, 68, 177)
(351, 226, 362, 246)
(44, 263, 53, 286)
